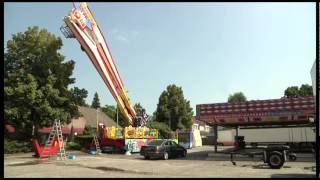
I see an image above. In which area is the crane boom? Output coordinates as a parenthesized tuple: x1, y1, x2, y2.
(61, 2, 136, 125)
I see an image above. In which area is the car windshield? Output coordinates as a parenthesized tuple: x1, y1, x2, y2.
(148, 140, 165, 146)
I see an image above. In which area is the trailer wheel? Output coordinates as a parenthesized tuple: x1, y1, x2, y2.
(267, 151, 285, 169)
(288, 154, 297, 161)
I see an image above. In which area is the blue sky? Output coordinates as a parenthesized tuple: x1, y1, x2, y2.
(4, 2, 316, 115)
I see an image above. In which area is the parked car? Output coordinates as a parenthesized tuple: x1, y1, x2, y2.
(140, 139, 187, 160)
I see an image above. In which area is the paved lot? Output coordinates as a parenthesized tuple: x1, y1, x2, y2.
(4, 146, 316, 178)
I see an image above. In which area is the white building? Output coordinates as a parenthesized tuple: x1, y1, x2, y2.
(310, 60, 317, 99)
(310, 59, 318, 131)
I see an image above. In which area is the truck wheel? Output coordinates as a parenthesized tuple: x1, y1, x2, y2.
(267, 151, 285, 169)
(163, 152, 169, 160)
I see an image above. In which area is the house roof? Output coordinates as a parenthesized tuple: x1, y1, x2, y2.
(5, 106, 120, 135)
(38, 127, 71, 134)
(78, 106, 119, 128)
(38, 106, 119, 135)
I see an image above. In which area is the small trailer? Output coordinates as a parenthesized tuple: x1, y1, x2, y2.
(229, 145, 297, 169)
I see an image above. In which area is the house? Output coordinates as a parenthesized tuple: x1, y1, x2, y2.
(5, 106, 119, 136)
(191, 116, 214, 145)
(41, 106, 120, 135)
(192, 117, 213, 136)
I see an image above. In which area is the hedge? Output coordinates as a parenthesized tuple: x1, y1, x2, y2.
(4, 138, 32, 154)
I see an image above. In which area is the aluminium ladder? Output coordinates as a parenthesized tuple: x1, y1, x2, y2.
(93, 134, 101, 154)
(41, 119, 67, 160)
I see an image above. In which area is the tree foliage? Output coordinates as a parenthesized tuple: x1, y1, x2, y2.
(4, 26, 80, 138)
(101, 105, 116, 119)
(298, 84, 313, 97)
(228, 92, 247, 103)
(91, 92, 101, 109)
(284, 86, 299, 98)
(154, 84, 193, 131)
(69, 87, 88, 107)
(284, 84, 313, 98)
(146, 121, 173, 139)
(101, 104, 125, 127)
(133, 102, 146, 117)
(82, 125, 95, 136)
(134, 103, 143, 113)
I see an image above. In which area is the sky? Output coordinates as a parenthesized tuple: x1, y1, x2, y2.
(4, 2, 316, 115)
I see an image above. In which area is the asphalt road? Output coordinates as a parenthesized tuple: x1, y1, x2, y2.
(4, 146, 316, 178)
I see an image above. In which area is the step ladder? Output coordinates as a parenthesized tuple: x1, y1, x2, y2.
(40, 119, 66, 160)
(55, 120, 67, 160)
(93, 134, 101, 154)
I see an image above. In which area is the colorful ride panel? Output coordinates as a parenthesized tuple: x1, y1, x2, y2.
(104, 126, 159, 139)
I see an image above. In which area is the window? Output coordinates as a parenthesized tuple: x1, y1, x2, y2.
(148, 140, 165, 146)
(193, 124, 199, 130)
(199, 126, 204, 131)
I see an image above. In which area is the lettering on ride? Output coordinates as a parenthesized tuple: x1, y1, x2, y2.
(80, 3, 96, 31)
(72, 8, 86, 30)
(73, 2, 96, 32)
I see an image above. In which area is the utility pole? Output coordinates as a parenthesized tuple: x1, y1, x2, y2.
(116, 106, 119, 128)
(169, 112, 171, 130)
(96, 108, 99, 133)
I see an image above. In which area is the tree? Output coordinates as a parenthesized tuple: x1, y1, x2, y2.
(284, 86, 299, 98)
(91, 92, 100, 109)
(4, 26, 80, 138)
(82, 125, 95, 136)
(284, 84, 313, 98)
(101, 104, 126, 127)
(133, 102, 146, 116)
(154, 84, 193, 131)
(228, 92, 247, 103)
(69, 87, 88, 107)
(298, 84, 313, 97)
(101, 105, 116, 119)
(146, 121, 173, 139)
(134, 103, 143, 113)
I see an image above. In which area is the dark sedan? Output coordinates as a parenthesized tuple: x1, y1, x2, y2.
(140, 139, 187, 160)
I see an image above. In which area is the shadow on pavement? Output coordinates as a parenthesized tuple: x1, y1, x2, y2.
(271, 174, 316, 178)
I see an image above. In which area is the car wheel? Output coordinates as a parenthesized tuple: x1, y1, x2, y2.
(163, 152, 169, 160)
(182, 150, 187, 157)
(267, 151, 285, 169)
(144, 156, 150, 160)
